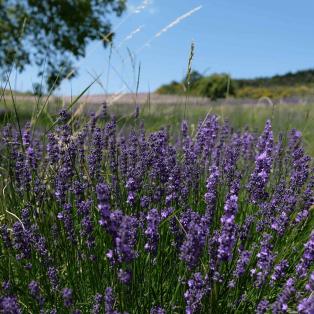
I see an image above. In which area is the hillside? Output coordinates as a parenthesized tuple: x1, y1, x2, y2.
(156, 69, 314, 99)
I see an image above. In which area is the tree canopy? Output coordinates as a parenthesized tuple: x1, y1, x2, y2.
(156, 71, 235, 100)
(0, 0, 127, 90)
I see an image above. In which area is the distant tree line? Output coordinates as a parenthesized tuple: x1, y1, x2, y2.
(156, 69, 314, 99)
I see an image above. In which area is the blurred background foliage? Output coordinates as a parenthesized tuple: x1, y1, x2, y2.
(156, 69, 314, 100)
(0, 0, 127, 91)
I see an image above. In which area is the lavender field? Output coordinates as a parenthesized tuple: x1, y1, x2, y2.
(0, 102, 313, 313)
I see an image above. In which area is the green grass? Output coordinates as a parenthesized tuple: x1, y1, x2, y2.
(111, 101, 314, 155)
(1, 97, 313, 154)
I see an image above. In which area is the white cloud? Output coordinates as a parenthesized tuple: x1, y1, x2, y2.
(118, 25, 145, 47)
(155, 5, 202, 38)
(128, 0, 156, 15)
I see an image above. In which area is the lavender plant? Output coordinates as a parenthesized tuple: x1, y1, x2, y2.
(0, 111, 313, 313)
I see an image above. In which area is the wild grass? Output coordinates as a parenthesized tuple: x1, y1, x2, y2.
(111, 101, 314, 156)
(1, 97, 313, 155)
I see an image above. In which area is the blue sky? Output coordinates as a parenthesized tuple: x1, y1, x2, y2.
(9, 0, 314, 95)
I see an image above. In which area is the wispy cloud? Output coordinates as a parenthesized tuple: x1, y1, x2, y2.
(155, 5, 202, 38)
(118, 25, 145, 48)
(136, 5, 203, 53)
(128, 0, 156, 15)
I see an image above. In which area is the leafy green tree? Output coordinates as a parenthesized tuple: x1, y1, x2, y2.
(196, 74, 235, 100)
(0, 0, 126, 90)
(184, 70, 203, 89)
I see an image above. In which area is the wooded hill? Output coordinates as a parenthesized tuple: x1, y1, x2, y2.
(156, 69, 314, 99)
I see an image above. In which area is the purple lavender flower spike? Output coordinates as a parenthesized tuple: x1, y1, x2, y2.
(184, 273, 209, 314)
(256, 300, 269, 314)
(144, 208, 161, 254)
(270, 259, 289, 286)
(150, 306, 166, 314)
(77, 200, 95, 250)
(118, 269, 132, 285)
(113, 213, 138, 263)
(256, 119, 273, 153)
(92, 293, 103, 314)
(239, 215, 255, 248)
(28, 280, 40, 296)
(0, 224, 12, 248)
(0, 296, 22, 313)
(179, 210, 206, 269)
(88, 127, 103, 179)
(233, 250, 251, 279)
(298, 272, 314, 313)
(271, 278, 295, 313)
(28, 280, 45, 307)
(2, 281, 10, 291)
(61, 288, 73, 308)
(107, 119, 118, 174)
(305, 272, 314, 292)
(47, 267, 59, 290)
(248, 120, 273, 204)
(204, 166, 219, 229)
(223, 134, 242, 185)
(165, 165, 181, 206)
(161, 207, 174, 220)
(181, 120, 189, 139)
(298, 296, 314, 314)
(288, 129, 311, 190)
(126, 177, 137, 206)
(81, 215, 95, 250)
(218, 192, 238, 262)
(12, 221, 32, 261)
(241, 130, 255, 161)
(58, 203, 76, 244)
(105, 287, 119, 314)
(96, 183, 111, 229)
(251, 233, 274, 287)
(295, 173, 314, 224)
(296, 232, 314, 278)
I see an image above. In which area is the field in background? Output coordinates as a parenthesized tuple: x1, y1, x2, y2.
(1, 93, 313, 155)
(113, 100, 314, 156)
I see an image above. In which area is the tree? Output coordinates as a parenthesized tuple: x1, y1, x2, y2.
(195, 74, 235, 100)
(183, 70, 203, 90)
(0, 0, 126, 91)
